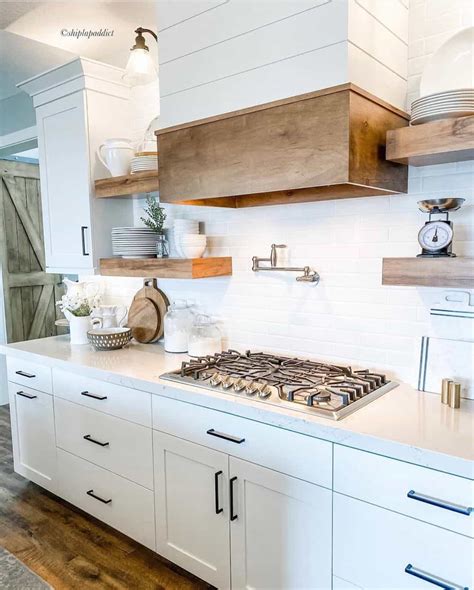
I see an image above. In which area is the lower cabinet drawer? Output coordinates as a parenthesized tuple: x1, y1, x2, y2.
(333, 493, 474, 590)
(153, 394, 332, 488)
(334, 445, 474, 537)
(7, 356, 52, 394)
(57, 449, 155, 550)
(53, 368, 152, 427)
(55, 398, 153, 490)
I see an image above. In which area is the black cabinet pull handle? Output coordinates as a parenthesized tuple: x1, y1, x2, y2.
(214, 471, 223, 515)
(16, 391, 37, 400)
(81, 226, 90, 256)
(83, 434, 109, 447)
(407, 490, 472, 516)
(81, 391, 107, 401)
(405, 564, 468, 590)
(206, 429, 245, 444)
(86, 489, 112, 505)
(15, 370, 36, 378)
(230, 476, 238, 521)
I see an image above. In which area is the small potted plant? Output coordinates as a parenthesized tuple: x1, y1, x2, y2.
(56, 279, 100, 344)
(141, 195, 168, 257)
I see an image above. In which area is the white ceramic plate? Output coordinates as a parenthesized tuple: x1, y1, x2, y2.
(411, 109, 474, 125)
(420, 26, 474, 96)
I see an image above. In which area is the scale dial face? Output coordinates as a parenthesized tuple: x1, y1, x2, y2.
(418, 221, 453, 252)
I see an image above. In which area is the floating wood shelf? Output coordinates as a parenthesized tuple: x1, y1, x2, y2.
(95, 171, 159, 198)
(382, 257, 474, 288)
(386, 115, 474, 166)
(100, 257, 232, 279)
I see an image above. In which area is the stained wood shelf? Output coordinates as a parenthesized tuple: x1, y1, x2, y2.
(99, 257, 232, 279)
(386, 115, 474, 166)
(382, 257, 474, 288)
(95, 171, 159, 198)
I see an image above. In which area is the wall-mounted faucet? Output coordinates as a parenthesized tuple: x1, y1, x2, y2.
(252, 244, 320, 283)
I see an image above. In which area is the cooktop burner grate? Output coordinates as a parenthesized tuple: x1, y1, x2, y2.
(161, 350, 397, 420)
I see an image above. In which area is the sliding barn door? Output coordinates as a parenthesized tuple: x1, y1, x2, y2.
(0, 160, 63, 343)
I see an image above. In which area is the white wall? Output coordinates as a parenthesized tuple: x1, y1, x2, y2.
(84, 0, 473, 387)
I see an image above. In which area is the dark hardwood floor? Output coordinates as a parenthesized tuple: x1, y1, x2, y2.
(0, 405, 213, 590)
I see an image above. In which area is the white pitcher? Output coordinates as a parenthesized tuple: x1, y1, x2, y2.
(97, 138, 134, 177)
(92, 305, 127, 329)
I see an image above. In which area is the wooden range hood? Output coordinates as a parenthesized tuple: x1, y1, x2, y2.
(156, 84, 409, 208)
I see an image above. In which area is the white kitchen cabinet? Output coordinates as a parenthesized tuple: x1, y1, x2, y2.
(154, 430, 231, 589)
(8, 382, 56, 492)
(229, 457, 332, 590)
(18, 58, 134, 274)
(333, 493, 474, 590)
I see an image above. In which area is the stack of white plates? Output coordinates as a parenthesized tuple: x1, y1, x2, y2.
(131, 153, 158, 174)
(411, 89, 474, 125)
(173, 219, 199, 257)
(112, 227, 161, 258)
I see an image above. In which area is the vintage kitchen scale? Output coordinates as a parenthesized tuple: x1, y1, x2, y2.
(417, 198, 465, 257)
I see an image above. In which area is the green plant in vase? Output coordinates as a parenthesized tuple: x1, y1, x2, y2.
(141, 195, 169, 257)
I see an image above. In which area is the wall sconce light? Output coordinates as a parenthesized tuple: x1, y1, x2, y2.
(123, 27, 158, 86)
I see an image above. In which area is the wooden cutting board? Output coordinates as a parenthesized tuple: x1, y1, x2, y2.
(133, 278, 169, 342)
(127, 297, 160, 343)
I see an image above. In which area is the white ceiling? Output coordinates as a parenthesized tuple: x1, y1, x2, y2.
(1, 1, 158, 100)
(0, 2, 45, 29)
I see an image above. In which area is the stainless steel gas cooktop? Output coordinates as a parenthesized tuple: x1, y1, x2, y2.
(161, 350, 398, 420)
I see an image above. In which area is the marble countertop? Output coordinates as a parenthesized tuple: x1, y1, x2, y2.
(2, 336, 473, 479)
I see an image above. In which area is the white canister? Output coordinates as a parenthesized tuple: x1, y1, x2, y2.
(97, 138, 134, 177)
(164, 301, 193, 353)
(188, 315, 222, 357)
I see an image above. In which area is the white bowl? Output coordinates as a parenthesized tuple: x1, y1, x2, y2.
(181, 234, 206, 243)
(181, 244, 206, 258)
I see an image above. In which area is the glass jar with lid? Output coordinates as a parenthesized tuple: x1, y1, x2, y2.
(188, 314, 222, 357)
(164, 300, 193, 353)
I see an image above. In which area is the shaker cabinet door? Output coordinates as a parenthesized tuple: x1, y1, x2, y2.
(153, 430, 231, 589)
(36, 92, 94, 272)
(229, 457, 332, 590)
(8, 382, 56, 492)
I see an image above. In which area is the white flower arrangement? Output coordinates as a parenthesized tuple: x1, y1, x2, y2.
(56, 281, 101, 317)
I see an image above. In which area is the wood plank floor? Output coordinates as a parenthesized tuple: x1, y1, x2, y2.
(0, 405, 213, 590)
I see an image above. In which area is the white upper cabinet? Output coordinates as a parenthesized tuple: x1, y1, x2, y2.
(18, 58, 135, 274)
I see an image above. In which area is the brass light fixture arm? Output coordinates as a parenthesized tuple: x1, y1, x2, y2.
(252, 244, 320, 283)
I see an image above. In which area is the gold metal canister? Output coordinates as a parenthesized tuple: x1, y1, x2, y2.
(448, 382, 461, 409)
(441, 378, 452, 404)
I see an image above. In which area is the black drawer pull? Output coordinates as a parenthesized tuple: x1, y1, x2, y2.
(405, 564, 468, 590)
(16, 391, 37, 400)
(81, 391, 107, 401)
(86, 489, 112, 505)
(15, 370, 36, 378)
(83, 434, 109, 447)
(206, 429, 245, 444)
(214, 471, 223, 515)
(230, 476, 238, 521)
(407, 490, 473, 516)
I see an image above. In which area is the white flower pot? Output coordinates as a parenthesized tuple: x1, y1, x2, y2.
(68, 315, 92, 345)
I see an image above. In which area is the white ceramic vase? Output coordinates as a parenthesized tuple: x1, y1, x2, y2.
(97, 138, 134, 177)
(67, 314, 92, 345)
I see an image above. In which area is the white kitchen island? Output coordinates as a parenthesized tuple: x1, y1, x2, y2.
(1, 336, 473, 590)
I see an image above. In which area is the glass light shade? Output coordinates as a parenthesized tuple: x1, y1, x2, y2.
(123, 48, 157, 85)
